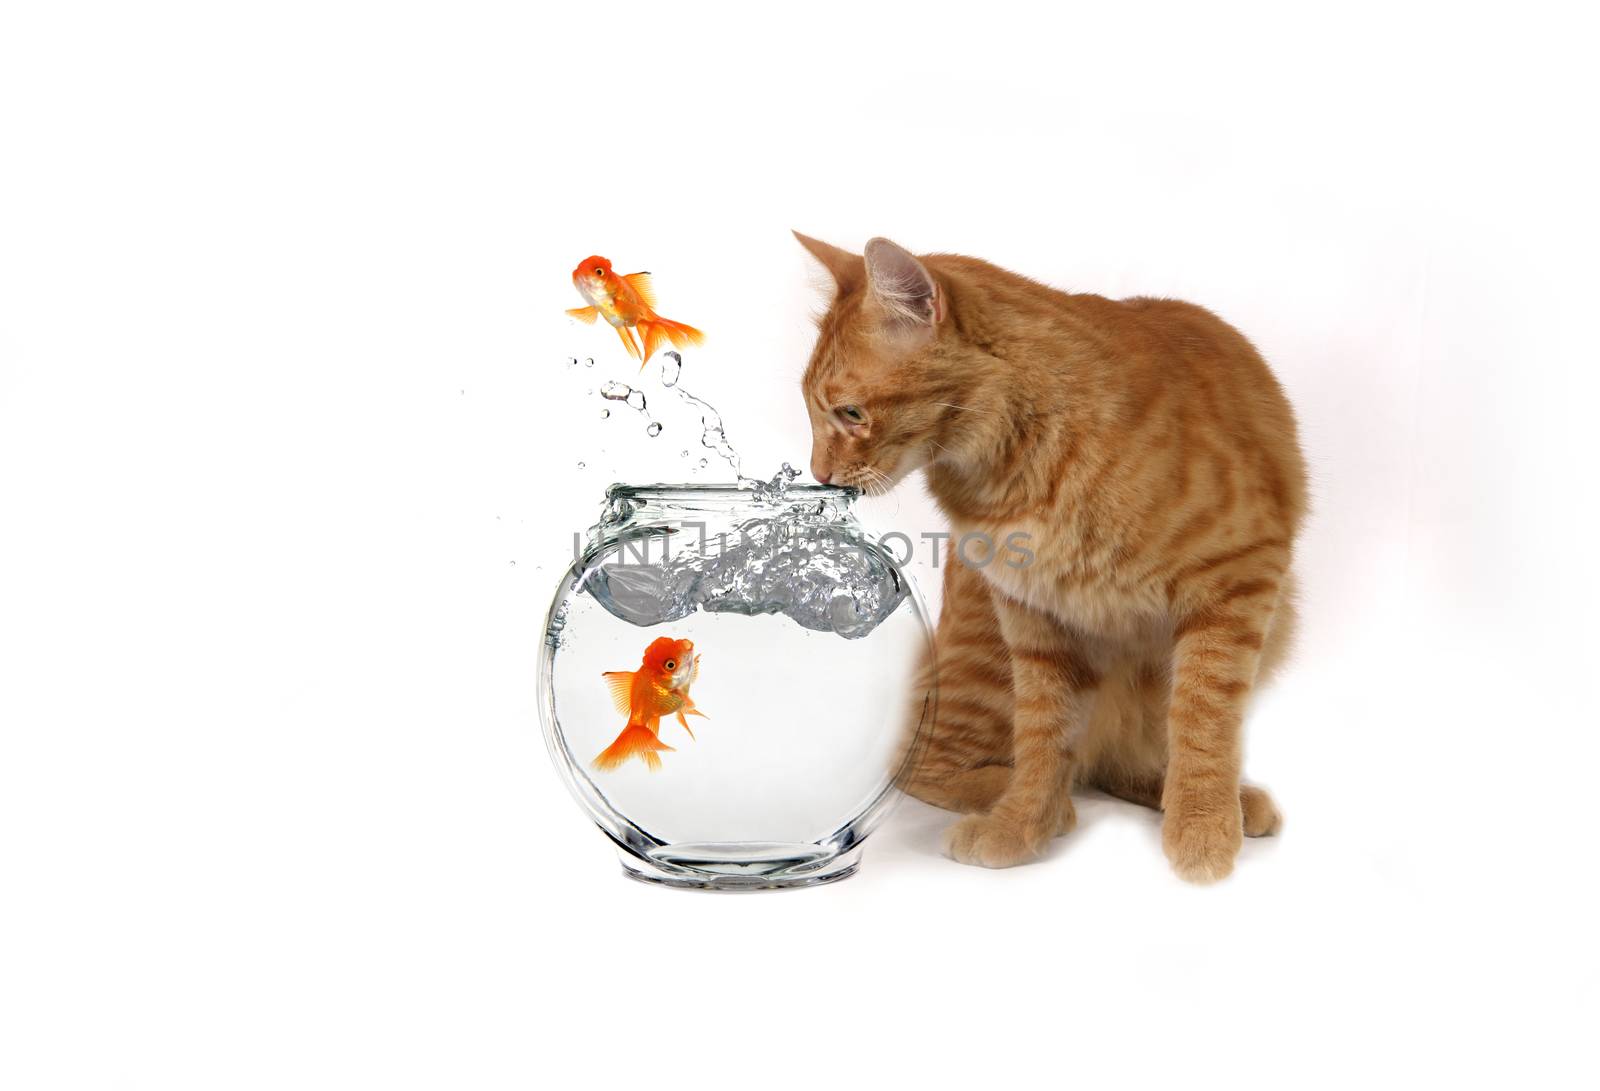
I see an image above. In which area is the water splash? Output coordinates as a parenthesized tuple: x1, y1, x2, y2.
(750, 462, 800, 504)
(600, 379, 660, 437)
(580, 351, 811, 491)
(656, 353, 747, 480)
(584, 492, 906, 639)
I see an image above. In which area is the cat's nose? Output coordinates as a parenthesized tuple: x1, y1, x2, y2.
(811, 455, 831, 484)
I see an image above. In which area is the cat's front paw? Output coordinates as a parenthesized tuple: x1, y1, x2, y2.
(1162, 802, 1243, 884)
(943, 813, 1045, 868)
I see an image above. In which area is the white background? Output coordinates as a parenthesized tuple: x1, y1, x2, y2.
(3, 2, 1597, 1087)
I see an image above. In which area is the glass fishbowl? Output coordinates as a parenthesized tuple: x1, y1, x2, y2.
(539, 481, 934, 889)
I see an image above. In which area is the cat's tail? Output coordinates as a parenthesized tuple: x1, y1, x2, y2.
(592, 723, 673, 772)
(637, 316, 705, 367)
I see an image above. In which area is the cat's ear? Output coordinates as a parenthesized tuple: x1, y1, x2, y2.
(793, 230, 864, 295)
(864, 237, 943, 339)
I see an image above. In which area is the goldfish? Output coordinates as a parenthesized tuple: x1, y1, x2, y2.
(591, 636, 708, 772)
(567, 255, 704, 368)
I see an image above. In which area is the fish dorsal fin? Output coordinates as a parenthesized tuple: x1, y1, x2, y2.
(623, 271, 657, 308)
(601, 671, 634, 715)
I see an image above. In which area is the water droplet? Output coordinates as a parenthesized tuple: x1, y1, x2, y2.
(680, 449, 689, 458)
(600, 408, 610, 418)
(698, 458, 708, 468)
(566, 356, 577, 368)
(660, 351, 682, 388)
(626, 390, 646, 412)
(577, 461, 586, 469)
(646, 422, 662, 437)
(509, 560, 517, 566)
(584, 357, 594, 367)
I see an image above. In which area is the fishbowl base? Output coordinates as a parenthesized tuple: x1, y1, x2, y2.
(616, 841, 864, 891)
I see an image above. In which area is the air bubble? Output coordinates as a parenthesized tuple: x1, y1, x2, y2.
(600, 408, 610, 418)
(660, 351, 682, 388)
(584, 357, 594, 367)
(646, 422, 662, 437)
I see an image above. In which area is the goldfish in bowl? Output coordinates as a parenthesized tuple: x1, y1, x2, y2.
(592, 636, 707, 772)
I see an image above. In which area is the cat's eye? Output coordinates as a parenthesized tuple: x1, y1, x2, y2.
(837, 405, 866, 425)
(664, 660, 677, 671)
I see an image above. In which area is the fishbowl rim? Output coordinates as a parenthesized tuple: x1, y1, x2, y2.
(604, 481, 863, 506)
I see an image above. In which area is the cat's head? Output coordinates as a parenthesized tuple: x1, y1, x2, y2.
(796, 232, 955, 494)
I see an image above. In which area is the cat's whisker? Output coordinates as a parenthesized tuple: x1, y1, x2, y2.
(933, 401, 989, 417)
(873, 468, 904, 515)
(860, 466, 893, 498)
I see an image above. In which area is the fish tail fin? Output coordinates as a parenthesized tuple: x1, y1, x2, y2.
(655, 316, 705, 350)
(638, 316, 704, 366)
(592, 723, 673, 772)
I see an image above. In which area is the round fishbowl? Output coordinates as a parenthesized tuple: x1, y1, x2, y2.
(539, 481, 934, 889)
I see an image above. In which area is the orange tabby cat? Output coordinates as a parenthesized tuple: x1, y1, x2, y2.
(796, 232, 1307, 882)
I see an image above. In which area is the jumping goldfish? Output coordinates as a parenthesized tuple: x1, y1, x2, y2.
(567, 255, 704, 368)
(592, 636, 708, 772)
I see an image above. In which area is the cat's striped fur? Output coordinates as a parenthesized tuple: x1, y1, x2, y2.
(797, 233, 1306, 882)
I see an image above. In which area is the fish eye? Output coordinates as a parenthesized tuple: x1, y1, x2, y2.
(837, 405, 866, 424)
(664, 659, 676, 671)
(594, 266, 605, 276)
